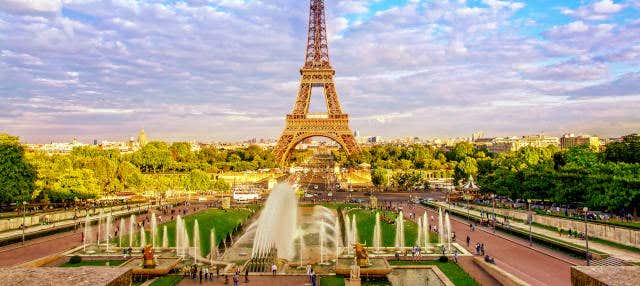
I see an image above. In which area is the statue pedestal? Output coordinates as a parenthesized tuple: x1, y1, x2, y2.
(347, 278, 361, 286)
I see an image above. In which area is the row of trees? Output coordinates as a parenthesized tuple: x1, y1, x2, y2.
(0, 134, 270, 204)
(345, 135, 639, 214)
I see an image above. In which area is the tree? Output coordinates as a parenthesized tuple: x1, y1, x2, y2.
(454, 157, 478, 184)
(371, 168, 390, 189)
(182, 169, 211, 192)
(0, 134, 36, 203)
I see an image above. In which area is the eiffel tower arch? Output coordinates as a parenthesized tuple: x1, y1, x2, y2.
(273, 0, 360, 166)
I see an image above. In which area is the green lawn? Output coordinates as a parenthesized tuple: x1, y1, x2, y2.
(389, 260, 480, 286)
(61, 260, 126, 267)
(347, 209, 438, 247)
(320, 276, 345, 286)
(118, 208, 255, 257)
(149, 275, 183, 286)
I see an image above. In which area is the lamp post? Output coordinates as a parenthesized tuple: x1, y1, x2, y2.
(491, 194, 496, 233)
(584, 207, 590, 266)
(527, 199, 532, 246)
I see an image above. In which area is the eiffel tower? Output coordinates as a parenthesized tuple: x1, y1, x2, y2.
(273, 0, 360, 166)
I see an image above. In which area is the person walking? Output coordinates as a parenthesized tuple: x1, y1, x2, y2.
(233, 274, 239, 286)
(271, 264, 277, 276)
(481, 243, 485, 256)
(453, 249, 459, 263)
(466, 235, 470, 247)
(244, 266, 249, 283)
(310, 268, 317, 286)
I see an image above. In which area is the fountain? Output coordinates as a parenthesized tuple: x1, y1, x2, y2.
(105, 212, 112, 252)
(297, 231, 305, 267)
(417, 217, 423, 248)
(345, 214, 352, 255)
(251, 183, 298, 260)
(209, 228, 217, 263)
(334, 219, 341, 259)
(97, 210, 103, 244)
(175, 215, 185, 257)
(151, 213, 157, 247)
(373, 212, 382, 254)
(83, 215, 92, 253)
(438, 208, 444, 245)
(129, 214, 136, 247)
(140, 225, 146, 248)
(422, 212, 429, 247)
(395, 211, 405, 250)
(119, 218, 125, 247)
(319, 222, 325, 264)
(351, 214, 359, 245)
(143, 245, 156, 268)
(163, 226, 169, 248)
(445, 212, 452, 251)
(193, 219, 200, 264)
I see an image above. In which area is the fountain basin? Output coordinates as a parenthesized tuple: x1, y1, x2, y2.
(120, 257, 182, 277)
(335, 258, 392, 277)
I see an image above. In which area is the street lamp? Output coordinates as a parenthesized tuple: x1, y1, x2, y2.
(584, 207, 590, 266)
(491, 194, 496, 233)
(527, 199, 533, 246)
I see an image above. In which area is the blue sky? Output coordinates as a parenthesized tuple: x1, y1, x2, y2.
(0, 0, 639, 143)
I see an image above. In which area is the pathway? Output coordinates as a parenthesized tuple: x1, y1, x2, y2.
(410, 204, 581, 286)
(435, 202, 640, 262)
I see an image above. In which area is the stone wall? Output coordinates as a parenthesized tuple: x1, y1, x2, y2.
(473, 205, 640, 248)
(473, 257, 530, 286)
(571, 266, 640, 286)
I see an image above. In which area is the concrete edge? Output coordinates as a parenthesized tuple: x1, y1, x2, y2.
(473, 257, 530, 286)
(390, 265, 455, 286)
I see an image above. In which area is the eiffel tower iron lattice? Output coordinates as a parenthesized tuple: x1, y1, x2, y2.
(273, 0, 360, 166)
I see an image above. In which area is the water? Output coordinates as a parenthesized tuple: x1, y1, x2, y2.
(83, 215, 92, 253)
(395, 211, 405, 249)
(345, 214, 352, 254)
(129, 214, 136, 247)
(105, 213, 112, 252)
(351, 214, 358, 245)
(140, 225, 146, 247)
(334, 218, 341, 258)
(163, 225, 169, 248)
(417, 217, 423, 248)
(119, 218, 125, 247)
(373, 212, 382, 253)
(319, 221, 325, 264)
(209, 228, 217, 263)
(422, 212, 429, 247)
(251, 183, 298, 259)
(175, 215, 185, 257)
(297, 231, 305, 266)
(445, 212, 452, 252)
(193, 219, 200, 264)
(97, 210, 103, 244)
(438, 208, 444, 245)
(151, 213, 157, 247)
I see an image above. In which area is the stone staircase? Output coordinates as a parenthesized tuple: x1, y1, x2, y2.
(592, 256, 632, 266)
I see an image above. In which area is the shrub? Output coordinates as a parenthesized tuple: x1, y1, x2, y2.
(438, 256, 449, 263)
(69, 256, 82, 264)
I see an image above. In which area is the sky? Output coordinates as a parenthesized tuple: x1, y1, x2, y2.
(1, 0, 639, 143)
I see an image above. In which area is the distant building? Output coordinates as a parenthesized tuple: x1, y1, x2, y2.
(137, 128, 148, 146)
(560, 134, 600, 149)
(368, 136, 383, 143)
(472, 131, 485, 142)
(521, 134, 559, 148)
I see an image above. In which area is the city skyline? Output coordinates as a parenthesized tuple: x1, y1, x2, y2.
(2, 0, 640, 142)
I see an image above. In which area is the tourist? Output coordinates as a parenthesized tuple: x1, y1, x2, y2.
(233, 274, 239, 286)
(453, 249, 459, 263)
(310, 268, 316, 286)
(395, 251, 400, 261)
(271, 264, 277, 276)
(452, 232, 456, 241)
(199, 269, 203, 283)
(244, 266, 249, 283)
(484, 255, 495, 264)
(306, 264, 311, 275)
(216, 266, 220, 277)
(481, 243, 485, 256)
(466, 235, 470, 247)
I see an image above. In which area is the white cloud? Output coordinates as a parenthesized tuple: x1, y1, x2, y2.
(592, 0, 623, 14)
(0, 0, 62, 15)
(567, 21, 589, 33)
(561, 0, 625, 20)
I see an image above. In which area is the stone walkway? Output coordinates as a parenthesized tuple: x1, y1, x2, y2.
(411, 204, 581, 286)
(434, 202, 640, 262)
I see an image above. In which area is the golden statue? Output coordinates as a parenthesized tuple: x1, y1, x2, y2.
(354, 243, 369, 267)
(143, 244, 156, 268)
